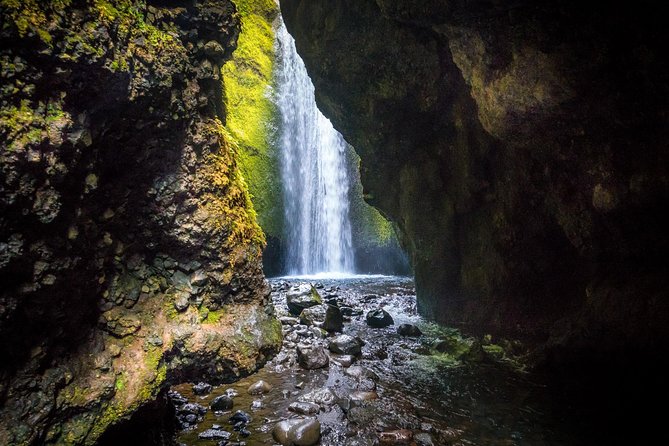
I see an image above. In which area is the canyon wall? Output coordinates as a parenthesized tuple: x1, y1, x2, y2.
(280, 0, 669, 359)
(0, 1, 281, 444)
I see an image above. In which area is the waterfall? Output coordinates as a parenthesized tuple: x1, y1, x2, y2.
(275, 21, 355, 275)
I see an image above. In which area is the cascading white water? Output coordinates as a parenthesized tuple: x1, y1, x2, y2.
(275, 20, 354, 275)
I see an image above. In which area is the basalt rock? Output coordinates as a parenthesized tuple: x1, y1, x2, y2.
(280, 0, 669, 361)
(0, 1, 282, 444)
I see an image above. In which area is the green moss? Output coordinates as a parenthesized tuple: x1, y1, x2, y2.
(199, 119, 266, 254)
(202, 307, 225, 324)
(222, 0, 282, 238)
(114, 374, 127, 392)
(0, 0, 72, 44)
(0, 99, 68, 151)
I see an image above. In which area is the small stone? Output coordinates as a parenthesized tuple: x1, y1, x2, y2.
(331, 354, 354, 367)
(273, 419, 302, 445)
(329, 335, 363, 355)
(297, 344, 329, 370)
(247, 380, 272, 395)
(193, 382, 213, 396)
(378, 429, 413, 445)
(226, 388, 239, 397)
(273, 418, 321, 446)
(292, 418, 321, 445)
(397, 324, 422, 337)
(229, 410, 252, 425)
(414, 432, 435, 446)
(173, 290, 190, 312)
(178, 403, 207, 416)
(322, 304, 343, 332)
(299, 388, 337, 407)
(349, 391, 378, 401)
(365, 309, 394, 328)
(280, 316, 300, 325)
(250, 400, 263, 410)
(198, 429, 232, 441)
(289, 401, 320, 415)
(211, 395, 234, 411)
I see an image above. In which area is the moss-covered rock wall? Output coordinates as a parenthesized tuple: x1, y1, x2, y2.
(0, 1, 281, 444)
(220, 0, 283, 249)
(280, 0, 669, 360)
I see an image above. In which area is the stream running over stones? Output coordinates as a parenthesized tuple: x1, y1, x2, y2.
(172, 276, 579, 446)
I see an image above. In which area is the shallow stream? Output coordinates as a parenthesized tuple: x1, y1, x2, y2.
(173, 276, 578, 446)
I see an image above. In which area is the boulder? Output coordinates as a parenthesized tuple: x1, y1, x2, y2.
(192, 382, 213, 395)
(328, 334, 363, 355)
(247, 379, 272, 395)
(273, 418, 321, 446)
(397, 324, 422, 337)
(297, 344, 329, 369)
(286, 284, 322, 315)
(365, 309, 394, 328)
(300, 304, 343, 332)
(210, 395, 234, 411)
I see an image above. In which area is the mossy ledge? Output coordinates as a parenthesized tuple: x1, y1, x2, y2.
(0, 1, 280, 444)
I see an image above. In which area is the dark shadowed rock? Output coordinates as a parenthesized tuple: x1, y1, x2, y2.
(192, 382, 213, 396)
(366, 309, 394, 328)
(229, 410, 252, 425)
(397, 324, 422, 337)
(211, 395, 234, 411)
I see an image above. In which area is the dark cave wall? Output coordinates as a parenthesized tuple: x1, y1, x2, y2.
(280, 0, 669, 356)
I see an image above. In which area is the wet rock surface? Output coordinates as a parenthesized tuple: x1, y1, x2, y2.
(173, 276, 584, 445)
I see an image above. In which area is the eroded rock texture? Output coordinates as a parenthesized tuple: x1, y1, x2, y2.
(281, 0, 669, 358)
(0, 1, 281, 444)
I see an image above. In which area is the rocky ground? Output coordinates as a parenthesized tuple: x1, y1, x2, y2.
(170, 276, 584, 446)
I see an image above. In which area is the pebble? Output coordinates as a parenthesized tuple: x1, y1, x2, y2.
(397, 323, 422, 337)
(329, 334, 363, 355)
(366, 309, 394, 328)
(198, 429, 232, 441)
(273, 418, 321, 446)
(349, 390, 379, 401)
(250, 400, 263, 410)
(247, 380, 273, 395)
(211, 395, 234, 411)
(378, 429, 413, 445)
(297, 344, 329, 369)
(289, 401, 320, 415)
(192, 382, 213, 396)
(229, 410, 252, 425)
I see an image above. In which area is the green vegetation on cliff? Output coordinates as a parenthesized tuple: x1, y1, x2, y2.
(222, 0, 282, 238)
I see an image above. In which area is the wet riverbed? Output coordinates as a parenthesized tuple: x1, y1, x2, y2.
(172, 276, 578, 446)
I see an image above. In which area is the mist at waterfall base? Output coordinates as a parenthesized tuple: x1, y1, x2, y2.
(269, 21, 409, 278)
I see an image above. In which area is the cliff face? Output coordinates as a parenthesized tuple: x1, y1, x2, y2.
(280, 0, 669, 358)
(0, 1, 281, 444)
